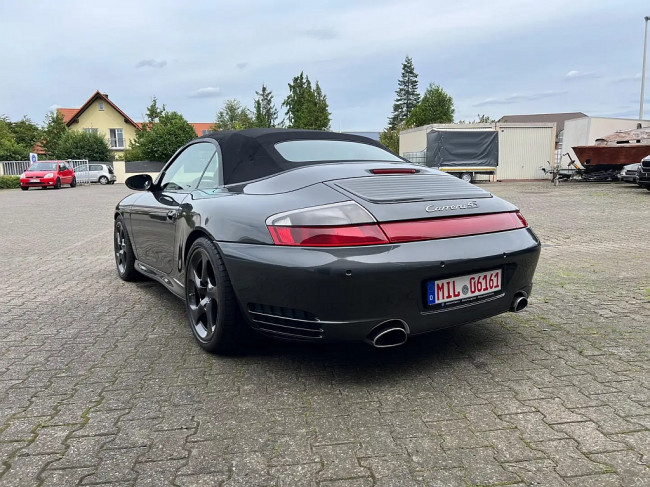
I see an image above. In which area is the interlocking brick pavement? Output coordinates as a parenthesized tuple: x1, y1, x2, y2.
(0, 181, 649, 486)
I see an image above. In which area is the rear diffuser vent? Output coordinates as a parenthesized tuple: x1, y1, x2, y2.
(247, 304, 323, 339)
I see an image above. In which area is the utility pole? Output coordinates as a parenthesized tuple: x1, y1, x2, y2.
(640, 16, 649, 119)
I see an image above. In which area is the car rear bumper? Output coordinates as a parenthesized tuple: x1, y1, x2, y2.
(219, 228, 541, 342)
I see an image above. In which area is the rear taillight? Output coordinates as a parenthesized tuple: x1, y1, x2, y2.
(268, 224, 389, 246)
(267, 203, 528, 247)
(381, 212, 527, 243)
(266, 201, 388, 247)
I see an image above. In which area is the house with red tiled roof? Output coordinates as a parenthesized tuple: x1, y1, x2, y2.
(57, 91, 140, 160)
(191, 123, 215, 137)
(58, 91, 213, 160)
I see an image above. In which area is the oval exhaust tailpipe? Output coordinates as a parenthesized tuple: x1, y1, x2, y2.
(367, 320, 408, 348)
(510, 295, 528, 313)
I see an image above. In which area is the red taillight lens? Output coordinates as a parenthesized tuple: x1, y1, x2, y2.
(268, 224, 389, 246)
(380, 212, 527, 243)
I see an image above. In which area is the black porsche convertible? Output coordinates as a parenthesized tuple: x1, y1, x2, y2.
(115, 129, 541, 353)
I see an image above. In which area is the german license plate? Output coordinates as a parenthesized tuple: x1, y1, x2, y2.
(427, 269, 502, 306)
(30, 178, 40, 182)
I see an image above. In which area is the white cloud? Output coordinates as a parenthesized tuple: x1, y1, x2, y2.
(473, 91, 566, 107)
(564, 70, 599, 80)
(136, 59, 167, 69)
(188, 87, 221, 99)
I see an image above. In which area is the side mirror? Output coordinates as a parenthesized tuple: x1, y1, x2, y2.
(125, 174, 153, 191)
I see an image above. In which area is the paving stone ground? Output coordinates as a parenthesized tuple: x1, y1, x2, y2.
(0, 181, 649, 486)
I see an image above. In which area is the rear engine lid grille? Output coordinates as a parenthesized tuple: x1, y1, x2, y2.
(333, 174, 491, 203)
(247, 304, 323, 339)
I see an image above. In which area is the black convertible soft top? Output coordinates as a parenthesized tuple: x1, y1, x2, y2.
(200, 128, 390, 185)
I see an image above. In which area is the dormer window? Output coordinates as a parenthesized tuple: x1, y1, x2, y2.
(99, 102, 104, 111)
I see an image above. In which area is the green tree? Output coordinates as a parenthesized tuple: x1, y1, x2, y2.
(0, 118, 29, 161)
(253, 84, 278, 128)
(379, 125, 401, 154)
(282, 72, 330, 130)
(8, 116, 41, 149)
(128, 98, 197, 162)
(55, 131, 112, 161)
(405, 83, 454, 127)
(457, 114, 495, 124)
(145, 96, 166, 123)
(388, 56, 420, 129)
(41, 110, 68, 158)
(213, 99, 254, 131)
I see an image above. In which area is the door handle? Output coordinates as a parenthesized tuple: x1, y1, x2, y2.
(167, 210, 178, 221)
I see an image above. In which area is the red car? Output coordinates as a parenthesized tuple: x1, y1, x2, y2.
(20, 161, 76, 190)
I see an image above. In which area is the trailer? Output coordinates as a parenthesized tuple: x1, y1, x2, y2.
(403, 128, 498, 182)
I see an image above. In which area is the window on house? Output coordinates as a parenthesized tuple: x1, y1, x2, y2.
(99, 102, 104, 110)
(109, 128, 125, 149)
(84, 128, 99, 134)
(201, 129, 211, 136)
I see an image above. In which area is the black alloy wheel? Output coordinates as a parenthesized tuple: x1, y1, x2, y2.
(114, 216, 138, 281)
(54, 178, 61, 189)
(99, 176, 109, 185)
(185, 237, 242, 354)
(70, 176, 77, 188)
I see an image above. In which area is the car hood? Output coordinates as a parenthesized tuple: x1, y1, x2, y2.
(24, 171, 55, 177)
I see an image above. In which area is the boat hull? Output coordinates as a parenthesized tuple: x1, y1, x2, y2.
(573, 145, 650, 173)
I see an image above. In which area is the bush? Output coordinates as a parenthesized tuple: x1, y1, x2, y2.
(0, 175, 20, 189)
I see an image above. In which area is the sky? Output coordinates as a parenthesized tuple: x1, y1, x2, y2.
(0, 0, 648, 130)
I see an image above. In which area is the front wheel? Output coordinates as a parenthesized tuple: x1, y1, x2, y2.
(99, 176, 109, 185)
(185, 237, 243, 354)
(114, 216, 139, 281)
(70, 177, 77, 188)
(54, 178, 61, 189)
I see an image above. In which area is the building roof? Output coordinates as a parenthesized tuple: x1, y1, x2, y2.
(191, 123, 215, 137)
(61, 90, 140, 129)
(57, 108, 78, 124)
(498, 112, 587, 134)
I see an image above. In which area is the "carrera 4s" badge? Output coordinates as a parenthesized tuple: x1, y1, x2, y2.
(425, 201, 478, 213)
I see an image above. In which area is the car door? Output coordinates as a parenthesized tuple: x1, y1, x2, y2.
(58, 162, 74, 184)
(129, 141, 218, 274)
(90, 164, 102, 182)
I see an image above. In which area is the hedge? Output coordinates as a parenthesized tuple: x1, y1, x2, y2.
(0, 176, 21, 189)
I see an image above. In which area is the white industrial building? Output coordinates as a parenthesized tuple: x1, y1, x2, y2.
(561, 116, 650, 166)
(399, 123, 556, 181)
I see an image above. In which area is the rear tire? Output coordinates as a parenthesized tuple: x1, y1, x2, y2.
(185, 237, 243, 354)
(70, 177, 77, 188)
(460, 172, 472, 183)
(114, 216, 139, 281)
(99, 176, 109, 185)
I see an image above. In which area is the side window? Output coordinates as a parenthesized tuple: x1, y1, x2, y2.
(159, 143, 217, 191)
(90, 164, 102, 171)
(59, 163, 68, 171)
(197, 147, 221, 189)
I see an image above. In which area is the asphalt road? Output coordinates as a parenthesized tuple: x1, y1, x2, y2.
(0, 181, 649, 486)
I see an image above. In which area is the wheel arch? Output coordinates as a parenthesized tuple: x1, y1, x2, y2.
(184, 228, 221, 266)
